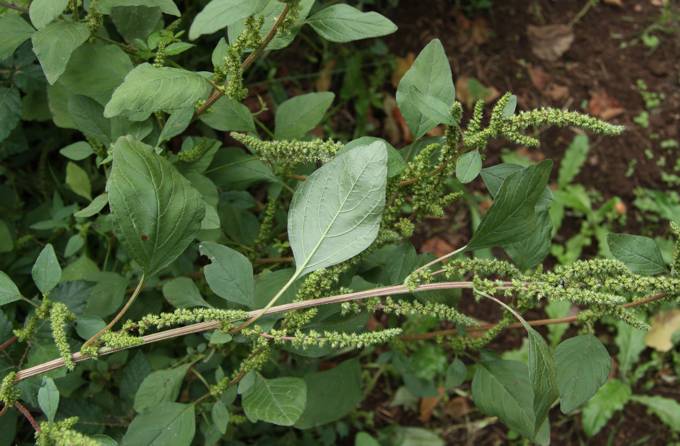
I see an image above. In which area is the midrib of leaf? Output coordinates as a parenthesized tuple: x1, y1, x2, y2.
(481, 363, 534, 428)
(147, 404, 192, 446)
(261, 380, 295, 425)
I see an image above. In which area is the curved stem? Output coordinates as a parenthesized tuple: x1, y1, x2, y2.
(411, 245, 467, 276)
(234, 270, 301, 331)
(15, 402, 40, 433)
(81, 274, 145, 350)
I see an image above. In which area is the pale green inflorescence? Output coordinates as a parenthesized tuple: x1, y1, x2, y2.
(231, 132, 343, 165)
(36, 417, 100, 446)
(50, 303, 76, 371)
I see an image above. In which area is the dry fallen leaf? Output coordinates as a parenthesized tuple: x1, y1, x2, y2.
(603, 0, 623, 6)
(383, 94, 406, 145)
(527, 24, 575, 62)
(588, 90, 625, 120)
(456, 76, 500, 108)
(419, 387, 445, 422)
(445, 396, 472, 418)
(392, 52, 415, 88)
(545, 83, 570, 101)
(645, 309, 680, 352)
(527, 64, 551, 91)
(315, 59, 336, 92)
(421, 237, 455, 257)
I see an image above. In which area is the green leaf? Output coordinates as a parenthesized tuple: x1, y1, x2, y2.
(134, 364, 190, 412)
(29, 0, 69, 29)
(288, 141, 387, 277)
(306, 4, 397, 43)
(527, 328, 558, 433)
(614, 320, 646, 377)
(295, 359, 363, 429)
(468, 160, 552, 250)
(162, 277, 209, 308)
(607, 233, 667, 275)
(0, 14, 34, 61)
(207, 148, 278, 190)
(481, 163, 555, 211)
(211, 401, 229, 434)
(104, 63, 212, 120)
(274, 92, 334, 140)
(199, 242, 254, 307)
(189, 0, 267, 40)
(32, 243, 62, 295)
(31, 21, 90, 85)
(558, 134, 589, 187)
(505, 210, 553, 271)
(455, 150, 482, 184)
(343, 137, 406, 178)
(65, 161, 92, 200)
(0, 87, 21, 143)
(199, 97, 255, 133)
(555, 334, 611, 413)
(0, 220, 13, 253)
(74, 193, 108, 218)
(107, 136, 205, 276)
(0, 272, 22, 306)
(472, 358, 535, 439)
(59, 141, 94, 161)
(355, 432, 380, 446)
(389, 427, 445, 446)
(158, 107, 193, 145)
(396, 39, 454, 139)
(581, 379, 631, 437)
(631, 395, 680, 431)
(445, 358, 467, 389)
(122, 402, 195, 446)
(97, 0, 180, 15)
(407, 86, 453, 127)
(37, 377, 59, 421)
(242, 375, 307, 426)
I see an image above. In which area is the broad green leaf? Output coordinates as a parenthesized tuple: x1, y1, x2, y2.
(59, 141, 93, 161)
(122, 402, 195, 446)
(64, 234, 84, 257)
(355, 432, 380, 446)
(582, 379, 631, 437)
(111, 5, 163, 43)
(546, 300, 570, 347)
(37, 377, 59, 421)
(97, 0, 180, 15)
(189, 0, 267, 40)
(555, 334, 611, 414)
(211, 401, 229, 434)
(0, 221, 13, 253)
(445, 358, 467, 389)
(389, 427, 445, 446)
(0, 272, 22, 306)
(615, 320, 647, 377)
(162, 277, 210, 308)
(242, 375, 307, 426)
(295, 359, 363, 429)
(343, 137, 406, 178)
(467, 160, 552, 250)
(0, 87, 21, 143)
(557, 134, 589, 187)
(306, 4, 397, 43)
(74, 193, 108, 218)
(199, 242, 254, 307)
(207, 148, 277, 190)
(407, 86, 454, 127)
(107, 136, 205, 276)
(288, 141, 387, 277)
(66, 95, 111, 144)
(199, 97, 255, 133)
(631, 395, 680, 431)
(104, 64, 212, 120)
(29, 0, 69, 29)
(527, 328, 558, 433)
(396, 39, 454, 139)
(66, 161, 92, 200)
(607, 233, 667, 275)
(481, 163, 555, 212)
(158, 107, 193, 145)
(455, 150, 482, 184)
(32, 243, 62, 295)
(472, 358, 535, 439)
(32, 21, 90, 84)
(0, 14, 34, 61)
(134, 364, 191, 412)
(274, 92, 334, 140)
(505, 210, 553, 270)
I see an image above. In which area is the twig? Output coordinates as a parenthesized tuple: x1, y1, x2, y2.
(15, 402, 40, 433)
(254, 256, 294, 265)
(0, 336, 17, 352)
(194, 4, 291, 117)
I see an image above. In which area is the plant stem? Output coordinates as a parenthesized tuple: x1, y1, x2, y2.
(81, 274, 145, 350)
(411, 245, 468, 276)
(235, 269, 302, 330)
(15, 402, 40, 433)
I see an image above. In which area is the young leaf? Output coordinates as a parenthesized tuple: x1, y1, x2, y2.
(199, 242, 254, 307)
(557, 134, 589, 188)
(122, 402, 195, 446)
(199, 97, 255, 133)
(29, 0, 69, 29)
(107, 136, 205, 276)
(74, 193, 109, 218)
(607, 233, 667, 275)
(97, 0, 181, 16)
(158, 107, 194, 145)
(467, 160, 553, 250)
(162, 277, 210, 308)
(455, 150, 482, 184)
(0, 87, 21, 143)
(104, 64, 212, 120)
(32, 244, 62, 295)
(133, 364, 191, 412)
(407, 86, 454, 127)
(60, 141, 94, 161)
(631, 395, 680, 431)
(288, 141, 387, 277)
(555, 334, 611, 414)
(189, 0, 267, 40)
(581, 379, 631, 437)
(472, 358, 535, 439)
(307, 4, 397, 43)
(615, 320, 647, 377)
(211, 401, 229, 434)
(37, 377, 59, 421)
(31, 21, 90, 84)
(0, 272, 22, 306)
(274, 92, 335, 140)
(396, 39, 454, 139)
(444, 358, 467, 389)
(242, 375, 307, 426)
(0, 14, 35, 61)
(527, 328, 559, 433)
(65, 162, 92, 200)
